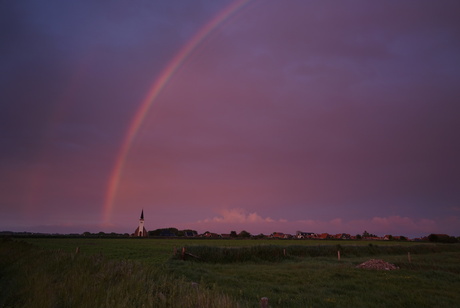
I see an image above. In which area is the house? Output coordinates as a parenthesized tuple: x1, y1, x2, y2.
(317, 233, 331, 239)
(202, 232, 222, 238)
(296, 231, 315, 239)
(271, 232, 285, 239)
(334, 233, 351, 240)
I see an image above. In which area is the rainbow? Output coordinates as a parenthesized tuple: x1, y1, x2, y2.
(103, 0, 252, 222)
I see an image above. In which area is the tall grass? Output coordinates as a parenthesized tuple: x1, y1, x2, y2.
(174, 243, 457, 263)
(0, 238, 242, 308)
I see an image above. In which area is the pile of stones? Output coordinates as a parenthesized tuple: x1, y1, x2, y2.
(356, 259, 399, 270)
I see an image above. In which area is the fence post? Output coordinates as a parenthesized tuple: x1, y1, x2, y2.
(260, 297, 269, 308)
(75, 247, 79, 254)
(337, 250, 340, 261)
(407, 252, 411, 263)
(181, 247, 186, 260)
(173, 246, 177, 256)
(283, 248, 286, 256)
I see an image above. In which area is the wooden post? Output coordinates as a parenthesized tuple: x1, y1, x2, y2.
(283, 248, 286, 256)
(260, 297, 269, 308)
(408, 252, 411, 263)
(173, 246, 177, 256)
(75, 247, 79, 254)
(181, 247, 186, 260)
(337, 250, 341, 261)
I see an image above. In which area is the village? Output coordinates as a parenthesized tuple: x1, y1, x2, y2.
(147, 228, 443, 242)
(200, 230, 409, 241)
(133, 210, 455, 242)
(1, 211, 456, 243)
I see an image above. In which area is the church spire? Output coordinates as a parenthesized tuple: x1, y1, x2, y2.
(133, 209, 147, 237)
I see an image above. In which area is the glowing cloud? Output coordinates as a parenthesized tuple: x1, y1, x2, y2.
(185, 212, 448, 237)
(199, 208, 277, 224)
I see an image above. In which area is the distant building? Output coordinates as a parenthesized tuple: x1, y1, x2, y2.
(271, 232, 293, 239)
(334, 233, 351, 240)
(318, 233, 331, 239)
(133, 210, 148, 237)
(270, 232, 285, 238)
(296, 231, 315, 239)
(202, 231, 222, 238)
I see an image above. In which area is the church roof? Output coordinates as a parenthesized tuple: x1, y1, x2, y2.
(140, 209, 144, 220)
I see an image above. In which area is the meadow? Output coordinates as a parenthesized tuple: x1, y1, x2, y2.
(1, 237, 460, 307)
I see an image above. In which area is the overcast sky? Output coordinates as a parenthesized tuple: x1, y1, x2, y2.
(1, 0, 459, 237)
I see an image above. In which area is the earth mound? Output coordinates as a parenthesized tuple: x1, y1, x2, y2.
(356, 259, 399, 270)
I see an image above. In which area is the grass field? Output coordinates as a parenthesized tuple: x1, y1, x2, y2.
(2, 237, 460, 307)
(18, 238, 420, 265)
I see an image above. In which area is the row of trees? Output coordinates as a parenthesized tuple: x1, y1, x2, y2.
(427, 234, 459, 243)
(229, 230, 251, 238)
(148, 228, 198, 237)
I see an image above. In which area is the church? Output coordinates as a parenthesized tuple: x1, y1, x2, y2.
(133, 209, 148, 237)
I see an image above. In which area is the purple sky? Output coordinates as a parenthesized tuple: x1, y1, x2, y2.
(1, 1, 460, 237)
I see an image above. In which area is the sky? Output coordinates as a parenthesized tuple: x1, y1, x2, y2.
(1, 0, 460, 238)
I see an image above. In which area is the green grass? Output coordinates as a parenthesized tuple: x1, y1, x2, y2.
(168, 244, 460, 307)
(2, 237, 460, 307)
(172, 243, 455, 263)
(0, 238, 239, 308)
(167, 255, 460, 307)
(18, 238, 420, 265)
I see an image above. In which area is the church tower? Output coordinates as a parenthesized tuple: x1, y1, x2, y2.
(134, 209, 148, 237)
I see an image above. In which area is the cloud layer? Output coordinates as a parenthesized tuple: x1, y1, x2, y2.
(1, 1, 459, 237)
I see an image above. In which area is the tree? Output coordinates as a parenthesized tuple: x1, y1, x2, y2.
(168, 228, 179, 235)
(362, 230, 376, 238)
(148, 229, 162, 236)
(182, 229, 198, 237)
(254, 233, 266, 239)
(230, 231, 237, 238)
(428, 234, 457, 243)
(238, 230, 251, 238)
